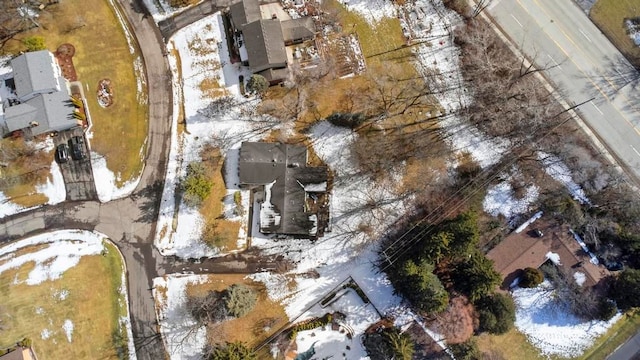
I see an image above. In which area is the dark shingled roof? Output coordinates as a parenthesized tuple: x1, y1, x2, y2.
(281, 17, 316, 43)
(229, 0, 261, 28)
(239, 142, 327, 236)
(242, 19, 287, 73)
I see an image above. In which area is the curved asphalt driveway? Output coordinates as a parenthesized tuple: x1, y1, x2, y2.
(0, 0, 173, 358)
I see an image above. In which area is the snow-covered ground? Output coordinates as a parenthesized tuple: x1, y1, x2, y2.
(513, 281, 621, 358)
(483, 181, 539, 219)
(289, 288, 379, 359)
(153, 274, 210, 360)
(153, 0, 606, 358)
(0, 138, 67, 218)
(90, 152, 141, 203)
(154, 12, 257, 258)
(0, 230, 137, 359)
(142, 0, 194, 22)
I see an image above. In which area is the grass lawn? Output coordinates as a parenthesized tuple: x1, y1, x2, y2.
(185, 274, 288, 348)
(591, 0, 640, 67)
(578, 310, 640, 360)
(0, 137, 52, 207)
(475, 311, 640, 360)
(0, 241, 130, 360)
(476, 329, 547, 360)
(5, 0, 148, 186)
(198, 145, 242, 251)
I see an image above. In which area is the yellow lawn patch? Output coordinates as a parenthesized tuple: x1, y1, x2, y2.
(591, 0, 640, 66)
(0, 241, 129, 360)
(185, 274, 288, 347)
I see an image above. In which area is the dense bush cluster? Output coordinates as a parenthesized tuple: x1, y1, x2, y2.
(519, 267, 544, 288)
(189, 284, 257, 325)
(363, 328, 415, 360)
(182, 162, 213, 207)
(383, 210, 511, 342)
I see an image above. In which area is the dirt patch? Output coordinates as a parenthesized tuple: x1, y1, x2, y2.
(54, 43, 77, 81)
(97, 79, 114, 108)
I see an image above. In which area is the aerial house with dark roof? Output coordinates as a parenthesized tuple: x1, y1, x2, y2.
(238, 141, 329, 238)
(228, 0, 317, 84)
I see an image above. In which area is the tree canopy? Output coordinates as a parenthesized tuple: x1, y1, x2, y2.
(476, 293, 516, 334)
(390, 259, 449, 314)
(207, 341, 256, 360)
(610, 268, 640, 310)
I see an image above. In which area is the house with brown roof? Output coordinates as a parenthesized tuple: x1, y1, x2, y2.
(487, 219, 608, 290)
(229, 0, 317, 84)
(238, 141, 329, 237)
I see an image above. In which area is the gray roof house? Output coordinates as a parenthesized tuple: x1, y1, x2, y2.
(229, 0, 317, 83)
(242, 19, 288, 73)
(239, 142, 328, 237)
(0, 50, 78, 137)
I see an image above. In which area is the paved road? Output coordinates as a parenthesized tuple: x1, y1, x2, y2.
(609, 326, 640, 360)
(488, 0, 640, 182)
(1, 0, 174, 358)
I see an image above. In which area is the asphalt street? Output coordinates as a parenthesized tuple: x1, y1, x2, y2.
(488, 0, 640, 181)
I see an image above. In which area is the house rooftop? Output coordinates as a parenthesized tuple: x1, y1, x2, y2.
(230, 0, 261, 28)
(488, 221, 607, 289)
(239, 142, 328, 236)
(0, 347, 36, 360)
(242, 19, 287, 73)
(11, 50, 60, 100)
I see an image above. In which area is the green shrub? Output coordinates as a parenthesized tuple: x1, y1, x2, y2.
(224, 284, 257, 318)
(326, 112, 366, 129)
(246, 74, 269, 95)
(207, 341, 256, 360)
(22, 36, 46, 52)
(475, 293, 516, 334)
(451, 251, 500, 301)
(519, 267, 544, 288)
(182, 162, 212, 207)
(596, 298, 618, 321)
(390, 259, 449, 314)
(449, 338, 481, 360)
(610, 268, 640, 310)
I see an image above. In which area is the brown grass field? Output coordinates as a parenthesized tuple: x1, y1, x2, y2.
(591, 0, 640, 67)
(184, 274, 288, 347)
(0, 241, 129, 360)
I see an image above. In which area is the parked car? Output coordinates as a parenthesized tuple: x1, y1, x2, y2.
(532, 229, 544, 237)
(605, 261, 624, 272)
(68, 136, 86, 160)
(55, 144, 69, 163)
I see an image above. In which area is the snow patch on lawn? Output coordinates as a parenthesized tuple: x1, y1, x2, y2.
(573, 272, 586, 286)
(62, 319, 74, 343)
(153, 274, 210, 360)
(91, 152, 141, 203)
(538, 152, 590, 204)
(0, 141, 66, 218)
(339, 0, 396, 23)
(0, 230, 105, 285)
(513, 281, 621, 358)
(40, 328, 52, 340)
(483, 181, 539, 219)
